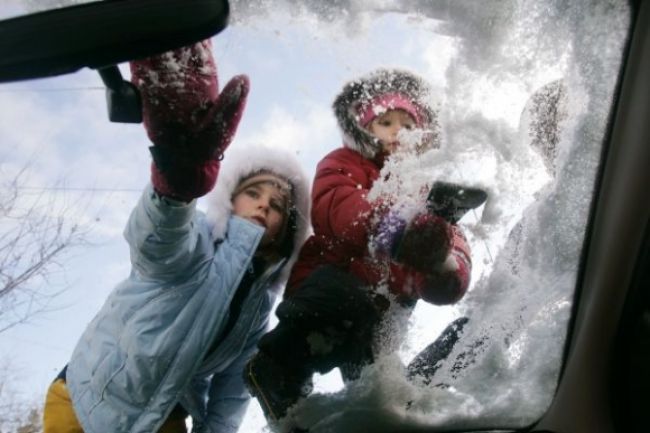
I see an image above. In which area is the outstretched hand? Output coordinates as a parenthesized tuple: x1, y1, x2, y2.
(373, 211, 453, 271)
(130, 39, 250, 201)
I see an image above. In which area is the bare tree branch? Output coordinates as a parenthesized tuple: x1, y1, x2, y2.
(0, 165, 88, 333)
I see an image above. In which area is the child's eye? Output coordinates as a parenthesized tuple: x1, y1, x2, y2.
(246, 189, 259, 198)
(403, 124, 414, 130)
(270, 200, 284, 212)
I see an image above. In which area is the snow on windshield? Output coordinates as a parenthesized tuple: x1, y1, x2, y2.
(0, 0, 630, 432)
(228, 0, 631, 431)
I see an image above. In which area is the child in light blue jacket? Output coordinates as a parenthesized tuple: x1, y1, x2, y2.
(42, 40, 310, 433)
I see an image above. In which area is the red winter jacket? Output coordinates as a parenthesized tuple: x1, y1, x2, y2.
(286, 147, 471, 304)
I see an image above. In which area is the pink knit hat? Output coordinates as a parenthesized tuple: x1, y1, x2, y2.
(357, 92, 422, 127)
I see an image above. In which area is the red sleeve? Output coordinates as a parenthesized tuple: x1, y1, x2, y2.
(414, 225, 472, 305)
(311, 151, 377, 253)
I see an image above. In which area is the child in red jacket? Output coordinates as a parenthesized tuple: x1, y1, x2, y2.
(244, 68, 472, 427)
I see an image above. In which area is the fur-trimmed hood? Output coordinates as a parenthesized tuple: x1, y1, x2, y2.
(204, 144, 311, 285)
(332, 68, 440, 159)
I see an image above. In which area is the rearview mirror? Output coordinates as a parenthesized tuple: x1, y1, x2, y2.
(0, 0, 230, 123)
(0, 0, 229, 83)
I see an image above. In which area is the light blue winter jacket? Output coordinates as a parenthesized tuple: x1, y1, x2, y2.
(66, 146, 310, 433)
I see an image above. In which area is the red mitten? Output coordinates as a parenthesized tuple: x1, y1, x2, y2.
(413, 225, 472, 305)
(393, 213, 453, 272)
(130, 39, 250, 201)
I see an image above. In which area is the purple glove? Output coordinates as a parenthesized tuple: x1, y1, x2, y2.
(372, 211, 408, 257)
(130, 39, 250, 201)
(374, 211, 453, 272)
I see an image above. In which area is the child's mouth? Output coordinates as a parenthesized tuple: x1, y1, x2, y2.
(251, 216, 266, 227)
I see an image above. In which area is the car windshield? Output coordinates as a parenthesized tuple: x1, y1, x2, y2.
(0, 1, 632, 432)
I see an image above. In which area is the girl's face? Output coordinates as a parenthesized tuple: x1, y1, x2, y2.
(232, 182, 287, 247)
(368, 109, 417, 154)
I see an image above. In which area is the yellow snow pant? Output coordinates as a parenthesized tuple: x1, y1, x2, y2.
(43, 378, 187, 433)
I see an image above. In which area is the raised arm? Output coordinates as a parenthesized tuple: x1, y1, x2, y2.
(124, 40, 250, 277)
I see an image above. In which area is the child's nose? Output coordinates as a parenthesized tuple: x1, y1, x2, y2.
(258, 198, 270, 211)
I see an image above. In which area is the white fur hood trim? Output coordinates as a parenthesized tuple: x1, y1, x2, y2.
(204, 144, 311, 284)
